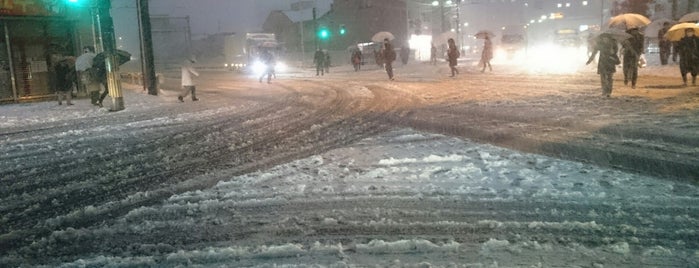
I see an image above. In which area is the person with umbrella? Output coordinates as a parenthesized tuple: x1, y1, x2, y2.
(75, 46, 100, 105)
(587, 33, 620, 97)
(621, 27, 644, 89)
(92, 50, 131, 107)
(447, 38, 460, 77)
(382, 38, 396, 80)
(480, 35, 493, 73)
(658, 22, 673, 65)
(677, 28, 699, 86)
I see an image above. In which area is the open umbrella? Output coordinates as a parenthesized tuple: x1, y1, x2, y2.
(644, 18, 675, 37)
(93, 49, 132, 67)
(679, 12, 699, 23)
(92, 50, 132, 83)
(591, 28, 632, 43)
(474, 30, 496, 39)
(663, 22, 699, 42)
(608, 13, 651, 29)
(372, 31, 395, 42)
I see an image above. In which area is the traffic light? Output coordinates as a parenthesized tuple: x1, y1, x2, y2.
(318, 28, 330, 40)
(339, 25, 346, 35)
(66, 0, 79, 4)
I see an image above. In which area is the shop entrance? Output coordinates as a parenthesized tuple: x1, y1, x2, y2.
(0, 18, 76, 103)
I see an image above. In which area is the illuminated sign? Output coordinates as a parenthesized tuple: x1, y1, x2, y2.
(0, 0, 64, 16)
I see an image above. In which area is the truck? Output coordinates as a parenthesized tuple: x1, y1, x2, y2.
(223, 33, 281, 72)
(499, 25, 527, 60)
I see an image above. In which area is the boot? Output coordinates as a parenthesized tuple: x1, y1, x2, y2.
(90, 91, 99, 105)
(191, 87, 198, 101)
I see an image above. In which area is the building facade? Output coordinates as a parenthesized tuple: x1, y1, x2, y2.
(263, 0, 408, 52)
(0, 0, 94, 103)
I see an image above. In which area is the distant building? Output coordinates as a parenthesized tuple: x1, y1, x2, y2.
(263, 0, 408, 52)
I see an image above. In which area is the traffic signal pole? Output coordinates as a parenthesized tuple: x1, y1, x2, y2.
(97, 0, 125, 111)
(137, 0, 157, 96)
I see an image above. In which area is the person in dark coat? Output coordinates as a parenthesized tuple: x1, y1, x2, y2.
(622, 27, 644, 88)
(658, 22, 672, 65)
(382, 38, 396, 80)
(587, 33, 620, 97)
(677, 28, 699, 86)
(324, 51, 331, 74)
(351, 49, 362, 72)
(55, 57, 76, 105)
(400, 45, 410, 65)
(314, 49, 325, 76)
(447, 38, 460, 77)
(258, 50, 275, 84)
(480, 35, 493, 72)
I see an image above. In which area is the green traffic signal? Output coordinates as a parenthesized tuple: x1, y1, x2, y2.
(340, 25, 346, 35)
(67, 0, 79, 3)
(318, 28, 330, 40)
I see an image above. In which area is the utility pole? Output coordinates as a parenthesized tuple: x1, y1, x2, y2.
(137, 0, 157, 96)
(313, 7, 318, 49)
(97, 0, 125, 111)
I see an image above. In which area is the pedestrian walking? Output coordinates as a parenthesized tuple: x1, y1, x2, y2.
(351, 49, 362, 72)
(677, 28, 699, 86)
(480, 35, 493, 72)
(314, 49, 325, 76)
(400, 45, 410, 65)
(447, 38, 460, 77)
(75, 46, 101, 105)
(258, 50, 275, 84)
(324, 51, 331, 74)
(55, 57, 76, 106)
(430, 43, 437, 65)
(658, 22, 672, 65)
(622, 28, 644, 88)
(587, 33, 620, 98)
(178, 56, 199, 102)
(382, 38, 396, 80)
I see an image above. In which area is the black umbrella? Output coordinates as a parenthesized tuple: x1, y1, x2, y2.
(93, 49, 131, 67)
(92, 50, 131, 84)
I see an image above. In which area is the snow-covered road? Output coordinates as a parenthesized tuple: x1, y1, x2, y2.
(1, 60, 698, 267)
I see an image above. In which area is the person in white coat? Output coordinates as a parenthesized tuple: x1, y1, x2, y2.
(178, 56, 199, 102)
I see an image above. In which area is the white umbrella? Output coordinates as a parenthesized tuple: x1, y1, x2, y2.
(474, 30, 496, 39)
(372, 31, 395, 42)
(608, 13, 651, 29)
(664, 23, 699, 42)
(679, 12, 699, 23)
(74, 52, 95, 72)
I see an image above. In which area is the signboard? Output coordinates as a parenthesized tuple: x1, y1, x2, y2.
(0, 0, 63, 16)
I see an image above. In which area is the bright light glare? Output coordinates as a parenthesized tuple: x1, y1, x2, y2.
(275, 62, 287, 73)
(409, 34, 432, 61)
(432, 1, 439, 6)
(525, 43, 587, 74)
(251, 61, 267, 76)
